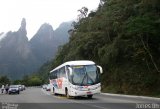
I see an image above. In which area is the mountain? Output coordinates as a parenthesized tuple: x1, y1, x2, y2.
(0, 18, 37, 79)
(54, 21, 73, 46)
(30, 23, 56, 67)
(0, 19, 71, 79)
(29, 22, 72, 69)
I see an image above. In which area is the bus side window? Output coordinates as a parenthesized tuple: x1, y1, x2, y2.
(49, 72, 53, 79)
(56, 70, 60, 78)
(53, 70, 57, 79)
(59, 67, 66, 78)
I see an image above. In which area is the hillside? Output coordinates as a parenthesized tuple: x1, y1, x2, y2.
(37, 0, 160, 96)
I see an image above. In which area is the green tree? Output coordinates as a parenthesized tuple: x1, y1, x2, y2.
(13, 80, 22, 85)
(21, 75, 30, 86)
(0, 76, 10, 86)
(78, 7, 88, 19)
(28, 76, 43, 86)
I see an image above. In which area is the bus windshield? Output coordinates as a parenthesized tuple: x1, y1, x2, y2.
(70, 65, 100, 86)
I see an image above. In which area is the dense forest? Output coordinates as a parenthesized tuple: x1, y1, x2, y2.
(37, 0, 160, 97)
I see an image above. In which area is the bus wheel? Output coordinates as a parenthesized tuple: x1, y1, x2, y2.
(65, 89, 71, 99)
(87, 95, 93, 99)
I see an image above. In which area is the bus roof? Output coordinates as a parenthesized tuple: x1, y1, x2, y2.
(50, 60, 95, 73)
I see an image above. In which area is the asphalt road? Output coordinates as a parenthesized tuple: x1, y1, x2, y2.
(0, 87, 160, 109)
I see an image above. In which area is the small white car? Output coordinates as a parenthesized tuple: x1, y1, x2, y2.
(42, 84, 47, 89)
(46, 84, 50, 91)
(21, 85, 26, 90)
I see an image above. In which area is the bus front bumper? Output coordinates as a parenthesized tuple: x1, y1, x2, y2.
(69, 88, 101, 96)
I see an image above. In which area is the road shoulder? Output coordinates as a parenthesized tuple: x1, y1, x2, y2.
(101, 93, 160, 100)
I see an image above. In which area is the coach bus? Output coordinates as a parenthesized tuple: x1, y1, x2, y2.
(49, 60, 103, 99)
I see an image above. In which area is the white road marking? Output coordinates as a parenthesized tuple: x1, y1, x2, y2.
(101, 93, 160, 100)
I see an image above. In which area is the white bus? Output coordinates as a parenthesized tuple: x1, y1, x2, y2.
(49, 60, 103, 99)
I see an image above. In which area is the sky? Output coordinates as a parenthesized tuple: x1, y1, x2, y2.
(0, 0, 100, 40)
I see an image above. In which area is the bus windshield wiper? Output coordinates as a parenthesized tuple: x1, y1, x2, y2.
(80, 73, 87, 86)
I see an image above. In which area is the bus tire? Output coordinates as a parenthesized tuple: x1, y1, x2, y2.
(87, 95, 93, 99)
(65, 88, 71, 99)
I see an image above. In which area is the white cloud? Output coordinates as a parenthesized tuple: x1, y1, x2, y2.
(0, 0, 100, 40)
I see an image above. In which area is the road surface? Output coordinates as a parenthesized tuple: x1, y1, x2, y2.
(0, 87, 160, 109)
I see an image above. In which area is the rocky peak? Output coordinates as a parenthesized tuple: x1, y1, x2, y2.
(39, 23, 52, 31)
(18, 18, 27, 37)
(30, 23, 54, 43)
(36, 23, 54, 37)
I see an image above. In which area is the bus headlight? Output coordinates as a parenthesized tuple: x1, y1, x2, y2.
(71, 86, 79, 90)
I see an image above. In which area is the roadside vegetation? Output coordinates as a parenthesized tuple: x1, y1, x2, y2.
(0, 75, 43, 87)
(0, 76, 10, 86)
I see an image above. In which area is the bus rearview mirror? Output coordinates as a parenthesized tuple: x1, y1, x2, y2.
(97, 65, 103, 74)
